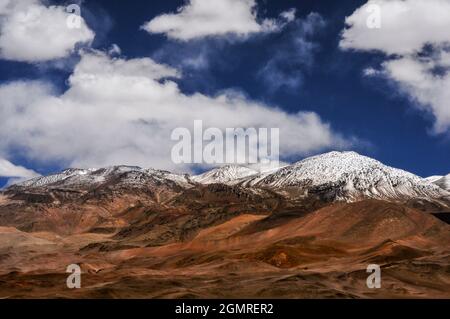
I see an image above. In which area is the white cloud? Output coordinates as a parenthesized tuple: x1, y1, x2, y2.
(382, 56, 450, 133)
(340, 0, 450, 133)
(0, 158, 39, 178)
(141, 0, 290, 40)
(0, 51, 353, 172)
(340, 0, 450, 55)
(0, 0, 95, 62)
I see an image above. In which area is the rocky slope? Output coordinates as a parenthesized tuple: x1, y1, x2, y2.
(0, 198, 448, 299)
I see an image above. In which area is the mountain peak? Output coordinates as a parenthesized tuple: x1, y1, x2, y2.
(192, 165, 258, 184)
(245, 151, 447, 201)
(295, 151, 375, 164)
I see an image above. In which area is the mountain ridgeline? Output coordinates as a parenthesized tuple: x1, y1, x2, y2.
(9, 151, 449, 206)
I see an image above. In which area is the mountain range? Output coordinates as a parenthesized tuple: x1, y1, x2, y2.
(11, 151, 450, 200)
(0, 151, 449, 298)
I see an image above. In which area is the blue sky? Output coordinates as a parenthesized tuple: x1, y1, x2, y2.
(0, 0, 450, 187)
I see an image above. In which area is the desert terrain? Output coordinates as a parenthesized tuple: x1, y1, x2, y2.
(0, 172, 449, 299)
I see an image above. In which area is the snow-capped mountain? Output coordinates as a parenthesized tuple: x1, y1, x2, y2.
(431, 174, 450, 192)
(16, 166, 190, 189)
(7, 151, 450, 203)
(192, 165, 259, 184)
(239, 151, 449, 201)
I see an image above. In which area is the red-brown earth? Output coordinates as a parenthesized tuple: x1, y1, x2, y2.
(0, 180, 449, 299)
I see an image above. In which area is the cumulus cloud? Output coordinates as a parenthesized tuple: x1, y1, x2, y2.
(340, 0, 450, 133)
(0, 0, 95, 62)
(0, 51, 352, 172)
(340, 0, 450, 55)
(141, 0, 292, 41)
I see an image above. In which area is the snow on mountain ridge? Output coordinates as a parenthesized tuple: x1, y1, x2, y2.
(242, 151, 448, 201)
(10, 152, 450, 202)
(19, 168, 97, 187)
(192, 165, 259, 184)
(17, 166, 190, 188)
